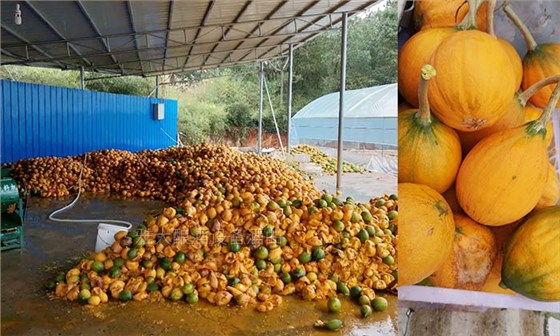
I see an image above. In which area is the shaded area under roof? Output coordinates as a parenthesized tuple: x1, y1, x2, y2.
(1, 0, 379, 77)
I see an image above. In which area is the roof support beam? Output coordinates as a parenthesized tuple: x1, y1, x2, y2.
(162, 1, 175, 73)
(287, 43, 294, 154)
(1, 48, 22, 59)
(261, 1, 377, 60)
(23, 1, 92, 67)
(336, 12, 348, 192)
(84, 73, 138, 81)
(0, 26, 65, 68)
(235, 1, 321, 62)
(182, 0, 215, 70)
(244, 1, 349, 61)
(220, 1, 288, 65)
(80, 66, 85, 89)
(3, 27, 335, 66)
(1, 1, 376, 77)
(59, 41, 309, 72)
(75, 1, 119, 67)
(202, 0, 252, 66)
(2, 8, 367, 51)
(85, 55, 279, 79)
(126, 1, 145, 75)
(257, 62, 264, 154)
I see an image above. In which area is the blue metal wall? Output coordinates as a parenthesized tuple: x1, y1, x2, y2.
(1, 80, 177, 163)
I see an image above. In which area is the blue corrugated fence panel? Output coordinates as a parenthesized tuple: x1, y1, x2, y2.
(25, 83, 33, 159)
(1, 82, 11, 162)
(0, 80, 178, 163)
(1, 82, 8, 162)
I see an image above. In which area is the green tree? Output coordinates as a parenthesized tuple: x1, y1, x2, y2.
(0, 65, 155, 96)
(226, 103, 256, 145)
(0, 65, 80, 88)
(367, 0, 398, 85)
(292, 30, 340, 106)
(86, 75, 154, 96)
(177, 98, 227, 145)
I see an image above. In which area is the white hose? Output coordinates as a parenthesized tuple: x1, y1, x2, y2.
(47, 153, 132, 230)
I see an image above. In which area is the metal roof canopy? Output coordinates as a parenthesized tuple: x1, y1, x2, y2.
(1, 0, 378, 77)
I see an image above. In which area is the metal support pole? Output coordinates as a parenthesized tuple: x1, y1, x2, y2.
(287, 44, 294, 154)
(155, 76, 160, 98)
(257, 62, 264, 154)
(264, 77, 284, 154)
(336, 13, 348, 193)
(80, 66, 85, 90)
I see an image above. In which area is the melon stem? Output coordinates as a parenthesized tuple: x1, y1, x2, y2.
(416, 64, 436, 124)
(518, 74, 560, 105)
(536, 82, 560, 129)
(458, 0, 482, 30)
(487, 0, 496, 37)
(467, 0, 477, 29)
(502, 2, 538, 51)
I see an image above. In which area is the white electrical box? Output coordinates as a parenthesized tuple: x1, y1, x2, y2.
(153, 103, 165, 120)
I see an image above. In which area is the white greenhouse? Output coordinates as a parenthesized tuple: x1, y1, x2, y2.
(290, 83, 398, 149)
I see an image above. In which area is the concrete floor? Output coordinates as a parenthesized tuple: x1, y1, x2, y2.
(314, 172, 397, 203)
(397, 302, 559, 336)
(1, 191, 397, 336)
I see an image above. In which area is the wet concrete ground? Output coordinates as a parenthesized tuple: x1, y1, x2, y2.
(1, 189, 397, 336)
(314, 172, 397, 203)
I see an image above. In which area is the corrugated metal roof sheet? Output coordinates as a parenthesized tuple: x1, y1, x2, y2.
(1, 0, 379, 77)
(293, 83, 398, 119)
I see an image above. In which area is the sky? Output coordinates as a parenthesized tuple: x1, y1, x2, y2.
(358, 0, 389, 18)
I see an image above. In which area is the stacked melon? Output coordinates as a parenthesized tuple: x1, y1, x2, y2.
(398, 0, 560, 302)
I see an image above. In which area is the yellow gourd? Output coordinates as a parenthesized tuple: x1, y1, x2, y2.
(430, 213, 497, 290)
(428, 1, 517, 132)
(398, 28, 455, 107)
(501, 206, 560, 301)
(504, 3, 560, 108)
(398, 183, 455, 286)
(535, 163, 560, 209)
(457, 74, 560, 153)
(428, 30, 517, 132)
(481, 220, 522, 295)
(456, 84, 560, 226)
(413, 0, 487, 31)
(398, 65, 462, 193)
